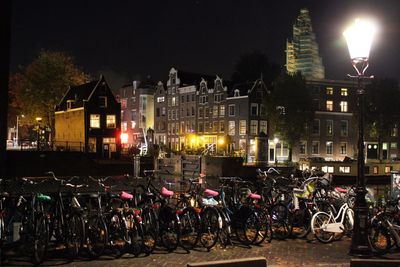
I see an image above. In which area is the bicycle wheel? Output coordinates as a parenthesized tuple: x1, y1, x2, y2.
(141, 208, 158, 254)
(178, 207, 200, 250)
(159, 207, 179, 252)
(0, 216, 4, 263)
(86, 215, 108, 258)
(217, 209, 231, 248)
(65, 213, 85, 259)
(32, 215, 49, 265)
(253, 209, 273, 245)
(107, 213, 128, 258)
(200, 207, 220, 250)
(311, 212, 335, 243)
(126, 214, 144, 257)
(290, 208, 312, 239)
(369, 217, 391, 255)
(270, 203, 289, 223)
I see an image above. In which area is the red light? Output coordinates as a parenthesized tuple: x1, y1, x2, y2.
(120, 133, 128, 144)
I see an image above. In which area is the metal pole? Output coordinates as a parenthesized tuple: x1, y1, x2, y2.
(349, 71, 373, 256)
(16, 115, 18, 146)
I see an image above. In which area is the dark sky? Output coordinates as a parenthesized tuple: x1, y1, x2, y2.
(10, 0, 400, 89)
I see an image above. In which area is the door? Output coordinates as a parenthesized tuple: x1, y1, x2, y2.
(103, 143, 110, 158)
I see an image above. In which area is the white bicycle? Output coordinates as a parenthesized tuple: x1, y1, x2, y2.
(311, 201, 354, 243)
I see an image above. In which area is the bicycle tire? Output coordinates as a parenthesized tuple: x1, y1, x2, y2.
(253, 209, 273, 245)
(217, 208, 231, 248)
(65, 213, 85, 259)
(141, 208, 158, 254)
(311, 212, 335, 243)
(32, 215, 49, 265)
(369, 217, 391, 255)
(159, 206, 180, 252)
(178, 207, 200, 250)
(126, 214, 144, 257)
(290, 208, 312, 239)
(86, 215, 108, 259)
(200, 207, 221, 250)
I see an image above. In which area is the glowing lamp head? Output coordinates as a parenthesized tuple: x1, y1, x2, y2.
(343, 18, 377, 60)
(120, 133, 128, 144)
(273, 137, 279, 144)
(191, 137, 196, 144)
(218, 138, 224, 145)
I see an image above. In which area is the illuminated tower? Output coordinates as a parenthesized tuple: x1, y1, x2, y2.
(286, 8, 325, 79)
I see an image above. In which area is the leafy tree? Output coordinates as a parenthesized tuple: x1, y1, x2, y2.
(231, 50, 281, 86)
(9, 50, 90, 135)
(365, 78, 400, 160)
(266, 72, 314, 161)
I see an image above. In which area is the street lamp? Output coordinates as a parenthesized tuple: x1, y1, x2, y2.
(344, 18, 376, 256)
(35, 117, 42, 151)
(15, 114, 24, 146)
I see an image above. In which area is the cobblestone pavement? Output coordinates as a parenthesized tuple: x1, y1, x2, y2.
(4, 237, 358, 267)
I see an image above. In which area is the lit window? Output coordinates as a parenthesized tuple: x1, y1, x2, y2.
(326, 100, 333, 111)
(391, 143, 397, 149)
(157, 96, 165, 103)
(239, 120, 246, 135)
(326, 120, 333, 136)
(122, 121, 127, 131)
(385, 166, 392, 173)
(311, 141, 319, 154)
(90, 114, 100, 128)
(340, 142, 347, 155)
(392, 127, 398, 137)
(172, 97, 176, 106)
(220, 105, 225, 117)
(322, 166, 334, 173)
(326, 141, 333, 155)
(121, 98, 127, 109)
(341, 88, 348, 96)
(106, 115, 116, 128)
(213, 106, 218, 118)
(228, 121, 235, 135)
(260, 120, 268, 134)
(340, 101, 348, 112)
(228, 105, 235, 116)
(373, 166, 379, 174)
(131, 121, 136, 129)
(339, 166, 350, 173)
(326, 87, 333, 95)
(250, 120, 258, 135)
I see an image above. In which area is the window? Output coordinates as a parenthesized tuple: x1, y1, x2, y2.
(339, 166, 351, 173)
(251, 103, 258, 116)
(340, 142, 347, 155)
(106, 115, 115, 128)
(213, 106, 218, 118)
(228, 121, 235, 136)
(161, 107, 166, 116)
(157, 96, 165, 103)
(200, 95, 208, 104)
(340, 120, 348, 136)
(299, 141, 306, 154)
(391, 143, 397, 149)
(90, 114, 100, 128)
(220, 105, 225, 117)
(204, 122, 210, 133)
(250, 120, 258, 135)
(198, 122, 203, 133)
(186, 95, 190, 102)
(219, 121, 225, 132)
(192, 107, 195, 116)
(340, 101, 348, 112)
(326, 100, 333, 111)
(156, 108, 160, 117)
(385, 166, 393, 173)
(392, 126, 398, 137)
(341, 88, 348, 96)
(326, 87, 333, 95)
(260, 104, 267, 116)
(67, 100, 74, 109)
(204, 107, 209, 118)
(192, 94, 195, 101)
(326, 141, 333, 155)
(131, 121, 136, 129)
(186, 108, 189, 117)
(326, 120, 333, 136)
(312, 141, 319, 154)
(373, 166, 379, 174)
(228, 105, 235, 116)
(239, 120, 246, 135)
(213, 121, 218, 133)
(132, 97, 136, 104)
(214, 93, 223, 103)
(260, 121, 267, 134)
(322, 166, 334, 173)
(312, 119, 320, 135)
(99, 96, 107, 107)
(88, 137, 96, 152)
(172, 97, 176, 107)
(122, 121, 127, 131)
(181, 95, 185, 103)
(198, 108, 203, 118)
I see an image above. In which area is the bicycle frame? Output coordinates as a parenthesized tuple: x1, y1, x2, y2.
(322, 203, 353, 233)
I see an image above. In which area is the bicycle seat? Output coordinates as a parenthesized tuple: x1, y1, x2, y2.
(204, 189, 219, 197)
(335, 187, 348, 194)
(120, 191, 133, 200)
(249, 193, 261, 200)
(161, 187, 174, 197)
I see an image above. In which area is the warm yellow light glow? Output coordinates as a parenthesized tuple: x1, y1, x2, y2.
(218, 138, 224, 145)
(35, 117, 42, 122)
(191, 137, 196, 144)
(120, 133, 128, 144)
(273, 137, 279, 144)
(343, 18, 377, 60)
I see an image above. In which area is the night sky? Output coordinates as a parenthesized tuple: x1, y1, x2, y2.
(10, 0, 400, 89)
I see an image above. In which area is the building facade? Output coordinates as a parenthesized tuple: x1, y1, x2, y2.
(54, 75, 121, 158)
(286, 8, 325, 79)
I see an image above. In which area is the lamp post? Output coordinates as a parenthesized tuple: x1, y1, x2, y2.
(15, 114, 24, 146)
(35, 117, 42, 151)
(343, 18, 376, 256)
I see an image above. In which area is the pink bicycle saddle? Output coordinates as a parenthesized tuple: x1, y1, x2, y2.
(335, 187, 348, 194)
(161, 187, 174, 197)
(120, 191, 133, 200)
(204, 188, 219, 197)
(249, 193, 261, 200)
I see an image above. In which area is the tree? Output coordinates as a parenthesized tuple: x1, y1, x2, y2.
(365, 78, 400, 160)
(266, 72, 314, 161)
(231, 50, 281, 86)
(9, 50, 90, 137)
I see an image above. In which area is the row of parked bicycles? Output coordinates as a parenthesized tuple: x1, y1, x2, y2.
(0, 168, 399, 265)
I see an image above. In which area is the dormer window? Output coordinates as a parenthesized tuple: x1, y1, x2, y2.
(234, 89, 240, 97)
(67, 100, 74, 110)
(99, 96, 107, 108)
